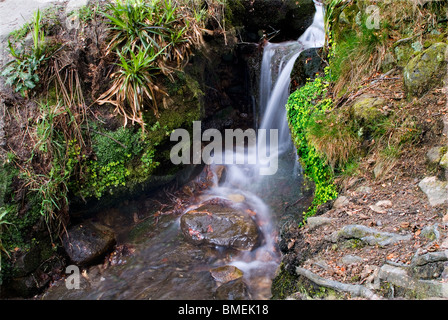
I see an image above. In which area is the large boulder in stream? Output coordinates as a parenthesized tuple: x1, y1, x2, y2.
(62, 222, 116, 266)
(180, 204, 259, 251)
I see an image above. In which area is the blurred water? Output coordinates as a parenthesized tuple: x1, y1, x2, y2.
(43, 1, 325, 301)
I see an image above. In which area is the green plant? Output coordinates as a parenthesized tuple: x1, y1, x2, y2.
(76, 126, 161, 199)
(98, 0, 210, 128)
(0, 207, 14, 272)
(286, 70, 338, 222)
(1, 9, 49, 97)
(98, 46, 167, 127)
(307, 112, 360, 169)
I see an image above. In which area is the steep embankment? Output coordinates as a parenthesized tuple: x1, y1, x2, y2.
(273, 0, 448, 299)
(0, 0, 232, 297)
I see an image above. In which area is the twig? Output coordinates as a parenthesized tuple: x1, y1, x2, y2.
(90, 129, 127, 149)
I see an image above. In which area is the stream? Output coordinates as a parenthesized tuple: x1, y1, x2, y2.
(42, 1, 325, 300)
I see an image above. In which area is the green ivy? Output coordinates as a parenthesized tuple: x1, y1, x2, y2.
(286, 68, 338, 223)
(77, 126, 160, 199)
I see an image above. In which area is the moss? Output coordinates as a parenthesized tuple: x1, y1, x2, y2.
(73, 70, 203, 201)
(271, 263, 345, 300)
(286, 71, 338, 222)
(404, 42, 448, 97)
(0, 163, 18, 207)
(271, 263, 302, 300)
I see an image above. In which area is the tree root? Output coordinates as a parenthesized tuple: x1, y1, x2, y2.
(295, 266, 382, 300)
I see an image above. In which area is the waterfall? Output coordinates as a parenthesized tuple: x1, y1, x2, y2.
(200, 0, 326, 297)
(258, 0, 325, 155)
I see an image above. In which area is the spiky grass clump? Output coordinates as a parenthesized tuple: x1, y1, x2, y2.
(98, 0, 216, 129)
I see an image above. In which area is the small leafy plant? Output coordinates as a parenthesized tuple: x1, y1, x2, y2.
(286, 69, 338, 221)
(1, 9, 48, 97)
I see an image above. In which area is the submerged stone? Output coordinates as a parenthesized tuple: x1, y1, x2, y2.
(210, 265, 244, 284)
(213, 278, 251, 300)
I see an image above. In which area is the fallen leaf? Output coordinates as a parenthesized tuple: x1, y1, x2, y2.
(400, 222, 410, 229)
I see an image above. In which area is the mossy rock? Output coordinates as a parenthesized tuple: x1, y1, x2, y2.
(404, 42, 448, 97)
(440, 152, 448, 169)
(351, 95, 386, 124)
(394, 42, 418, 68)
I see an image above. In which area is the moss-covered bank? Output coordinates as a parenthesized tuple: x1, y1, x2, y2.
(272, 0, 448, 299)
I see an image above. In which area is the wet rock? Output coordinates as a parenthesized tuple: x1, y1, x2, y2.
(62, 222, 116, 266)
(330, 224, 412, 247)
(404, 42, 448, 97)
(180, 205, 259, 251)
(214, 278, 251, 300)
(418, 176, 448, 206)
(7, 271, 51, 298)
(227, 194, 245, 203)
(210, 265, 243, 284)
(291, 47, 325, 89)
(230, 0, 316, 42)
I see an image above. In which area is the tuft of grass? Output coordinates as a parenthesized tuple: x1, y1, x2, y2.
(307, 112, 361, 170)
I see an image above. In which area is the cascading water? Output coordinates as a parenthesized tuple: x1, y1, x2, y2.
(194, 0, 326, 298)
(42, 1, 325, 301)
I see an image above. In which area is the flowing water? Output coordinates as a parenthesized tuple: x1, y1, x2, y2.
(43, 1, 325, 300)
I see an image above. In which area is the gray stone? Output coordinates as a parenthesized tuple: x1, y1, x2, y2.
(355, 185, 372, 194)
(420, 224, 441, 241)
(369, 200, 392, 214)
(411, 250, 448, 267)
(403, 42, 448, 97)
(376, 264, 448, 298)
(426, 147, 444, 165)
(440, 152, 448, 169)
(418, 176, 448, 206)
(307, 216, 334, 230)
(62, 222, 116, 266)
(341, 255, 364, 265)
(373, 162, 385, 179)
(333, 196, 350, 209)
(330, 224, 412, 247)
